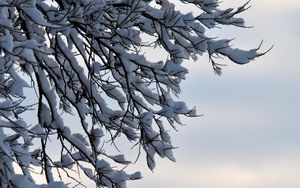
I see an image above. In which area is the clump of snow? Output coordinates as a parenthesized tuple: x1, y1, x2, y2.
(11, 175, 68, 188)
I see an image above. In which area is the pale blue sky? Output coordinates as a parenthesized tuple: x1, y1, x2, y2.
(127, 0, 300, 187)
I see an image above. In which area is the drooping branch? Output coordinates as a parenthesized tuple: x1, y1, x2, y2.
(0, 0, 267, 187)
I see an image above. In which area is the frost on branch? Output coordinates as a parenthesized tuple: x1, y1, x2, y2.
(0, 0, 264, 187)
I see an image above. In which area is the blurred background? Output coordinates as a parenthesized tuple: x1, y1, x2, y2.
(127, 0, 300, 187)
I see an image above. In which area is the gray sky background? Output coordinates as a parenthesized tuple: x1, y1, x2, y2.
(19, 1, 299, 187)
(127, 0, 300, 187)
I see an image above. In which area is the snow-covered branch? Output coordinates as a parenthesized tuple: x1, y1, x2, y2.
(0, 0, 265, 187)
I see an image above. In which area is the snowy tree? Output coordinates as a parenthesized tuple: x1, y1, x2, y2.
(0, 0, 268, 187)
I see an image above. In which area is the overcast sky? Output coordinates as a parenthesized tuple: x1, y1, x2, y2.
(21, 1, 299, 187)
(127, 0, 300, 188)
